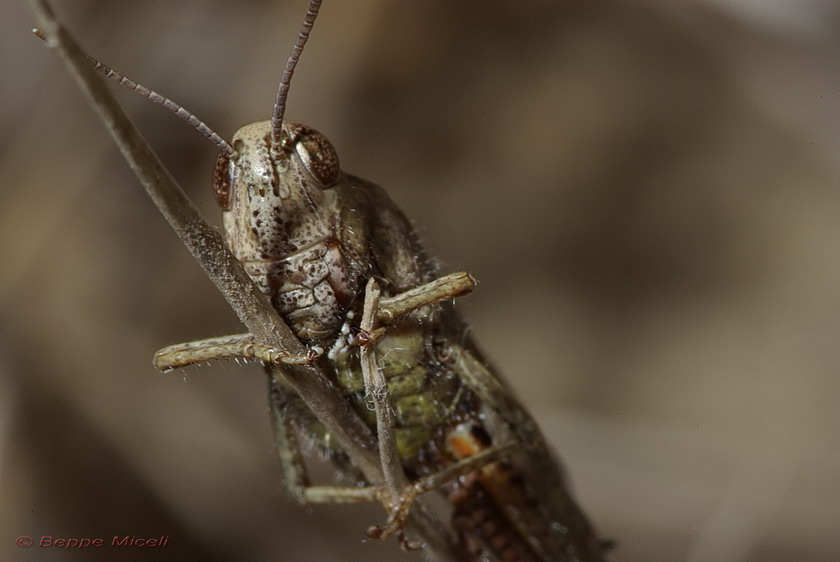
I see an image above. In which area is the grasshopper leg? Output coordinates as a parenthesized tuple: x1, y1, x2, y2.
(358, 278, 409, 500)
(154, 333, 321, 371)
(267, 370, 387, 504)
(156, 336, 373, 507)
(368, 440, 520, 541)
(358, 271, 476, 347)
(268, 375, 418, 546)
(375, 271, 476, 326)
(267, 371, 311, 503)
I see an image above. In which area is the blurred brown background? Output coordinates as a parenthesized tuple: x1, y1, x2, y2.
(3, 1, 840, 560)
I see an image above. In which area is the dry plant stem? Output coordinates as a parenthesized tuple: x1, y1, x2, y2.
(27, 2, 459, 558)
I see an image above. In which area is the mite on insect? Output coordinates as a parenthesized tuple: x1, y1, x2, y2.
(32, 1, 608, 559)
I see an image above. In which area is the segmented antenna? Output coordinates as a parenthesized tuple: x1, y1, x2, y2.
(270, 0, 323, 149)
(33, 28, 235, 156)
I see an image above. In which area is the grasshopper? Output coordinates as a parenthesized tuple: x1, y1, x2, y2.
(33, 1, 607, 559)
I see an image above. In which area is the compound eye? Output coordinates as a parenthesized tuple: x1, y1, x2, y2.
(287, 123, 341, 188)
(213, 150, 233, 210)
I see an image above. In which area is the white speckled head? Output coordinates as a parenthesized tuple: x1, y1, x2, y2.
(211, 120, 364, 343)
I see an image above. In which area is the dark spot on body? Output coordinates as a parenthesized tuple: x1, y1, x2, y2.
(470, 424, 493, 448)
(508, 473, 527, 491)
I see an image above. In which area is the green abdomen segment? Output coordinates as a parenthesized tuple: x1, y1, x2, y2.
(330, 323, 473, 473)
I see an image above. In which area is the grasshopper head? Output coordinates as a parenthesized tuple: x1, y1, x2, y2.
(212, 120, 362, 343)
(213, 120, 341, 211)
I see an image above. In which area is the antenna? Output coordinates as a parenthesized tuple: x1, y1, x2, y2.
(270, 0, 323, 149)
(33, 28, 235, 156)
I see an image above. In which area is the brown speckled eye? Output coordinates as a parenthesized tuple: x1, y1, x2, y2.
(213, 150, 232, 210)
(287, 123, 341, 188)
